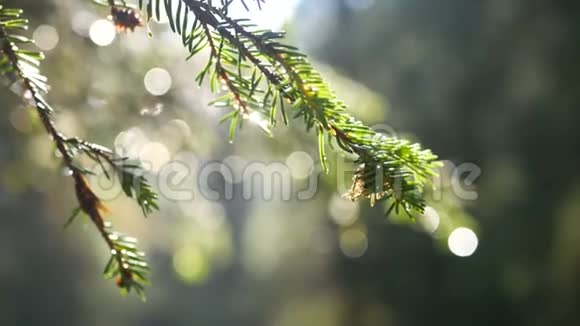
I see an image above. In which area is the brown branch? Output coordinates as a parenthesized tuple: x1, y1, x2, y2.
(194, 5, 252, 115)
(0, 25, 133, 284)
(185, 0, 364, 152)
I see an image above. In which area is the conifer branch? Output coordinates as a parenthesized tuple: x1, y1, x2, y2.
(0, 4, 156, 300)
(126, 0, 440, 216)
(1, 0, 443, 301)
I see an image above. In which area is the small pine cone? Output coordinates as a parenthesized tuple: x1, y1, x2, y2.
(110, 6, 143, 33)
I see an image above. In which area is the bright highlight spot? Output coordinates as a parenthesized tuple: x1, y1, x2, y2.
(33, 25, 59, 51)
(89, 19, 116, 46)
(139, 142, 171, 172)
(114, 127, 150, 158)
(448, 227, 479, 257)
(420, 206, 440, 233)
(144, 67, 172, 96)
(71, 11, 96, 36)
(340, 229, 368, 258)
(247, 111, 271, 134)
(286, 151, 314, 179)
(140, 103, 164, 117)
(329, 194, 359, 226)
(228, 0, 300, 31)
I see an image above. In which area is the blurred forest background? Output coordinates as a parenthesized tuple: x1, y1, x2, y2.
(1, 0, 580, 325)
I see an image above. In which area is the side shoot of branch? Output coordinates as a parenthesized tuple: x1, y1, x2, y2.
(0, 4, 158, 300)
(126, 0, 441, 216)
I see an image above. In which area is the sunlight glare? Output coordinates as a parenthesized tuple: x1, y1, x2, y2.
(247, 111, 271, 134)
(228, 0, 300, 31)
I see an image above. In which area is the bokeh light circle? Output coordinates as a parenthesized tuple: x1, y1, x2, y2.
(33, 25, 59, 51)
(144, 67, 172, 96)
(448, 227, 479, 257)
(340, 229, 368, 258)
(89, 19, 116, 46)
(420, 206, 440, 233)
(286, 151, 314, 179)
(329, 194, 359, 226)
